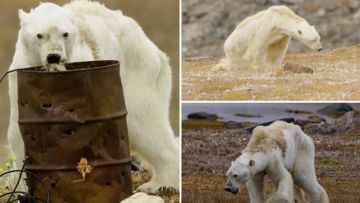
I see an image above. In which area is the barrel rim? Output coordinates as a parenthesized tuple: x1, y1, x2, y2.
(17, 60, 120, 74)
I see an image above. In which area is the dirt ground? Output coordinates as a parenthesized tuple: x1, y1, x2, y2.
(182, 113, 360, 203)
(182, 44, 360, 101)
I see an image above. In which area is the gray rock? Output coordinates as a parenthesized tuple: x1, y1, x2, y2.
(187, 112, 218, 120)
(318, 104, 354, 117)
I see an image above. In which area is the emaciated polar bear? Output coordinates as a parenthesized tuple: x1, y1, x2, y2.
(214, 6, 322, 70)
(224, 121, 329, 203)
(7, 0, 178, 193)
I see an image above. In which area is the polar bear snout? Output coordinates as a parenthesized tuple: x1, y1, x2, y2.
(224, 185, 239, 194)
(47, 53, 62, 64)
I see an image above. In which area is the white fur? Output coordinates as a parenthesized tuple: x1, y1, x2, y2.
(225, 121, 329, 203)
(213, 6, 322, 71)
(7, 0, 179, 193)
(121, 192, 164, 203)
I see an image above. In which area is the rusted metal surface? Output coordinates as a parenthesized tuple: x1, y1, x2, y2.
(17, 60, 132, 202)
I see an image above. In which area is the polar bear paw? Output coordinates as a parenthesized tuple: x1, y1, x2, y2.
(211, 64, 228, 71)
(136, 180, 178, 195)
(136, 180, 163, 194)
(121, 192, 164, 203)
(266, 195, 291, 203)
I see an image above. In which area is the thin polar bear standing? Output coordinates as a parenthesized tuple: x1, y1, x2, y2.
(224, 121, 329, 203)
(213, 5, 322, 71)
(7, 0, 178, 193)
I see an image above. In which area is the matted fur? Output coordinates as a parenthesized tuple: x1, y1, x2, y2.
(243, 121, 293, 157)
(269, 6, 303, 22)
(74, 15, 101, 59)
(212, 5, 322, 71)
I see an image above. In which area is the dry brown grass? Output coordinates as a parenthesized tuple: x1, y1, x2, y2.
(182, 45, 360, 101)
(182, 124, 360, 203)
(182, 174, 360, 203)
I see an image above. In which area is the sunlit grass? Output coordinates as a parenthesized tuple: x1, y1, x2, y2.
(182, 45, 360, 101)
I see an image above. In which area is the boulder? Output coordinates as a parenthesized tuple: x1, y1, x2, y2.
(318, 103, 354, 117)
(187, 112, 218, 120)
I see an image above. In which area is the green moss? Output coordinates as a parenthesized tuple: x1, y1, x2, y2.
(234, 112, 261, 118)
(317, 158, 342, 165)
(324, 111, 347, 117)
(182, 119, 223, 130)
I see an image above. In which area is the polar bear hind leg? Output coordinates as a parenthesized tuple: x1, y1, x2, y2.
(293, 138, 329, 203)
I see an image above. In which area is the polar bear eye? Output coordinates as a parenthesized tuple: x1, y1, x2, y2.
(63, 32, 69, 38)
(232, 174, 238, 178)
(36, 34, 43, 39)
(298, 30, 302, 35)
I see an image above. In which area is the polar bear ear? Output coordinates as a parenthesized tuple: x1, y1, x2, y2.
(18, 9, 29, 26)
(249, 160, 255, 167)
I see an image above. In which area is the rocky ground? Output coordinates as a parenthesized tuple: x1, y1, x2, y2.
(182, 44, 360, 100)
(183, 0, 360, 57)
(132, 171, 179, 203)
(182, 111, 360, 203)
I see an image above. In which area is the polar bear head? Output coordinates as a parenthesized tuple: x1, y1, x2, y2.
(293, 21, 322, 51)
(271, 6, 322, 51)
(18, 3, 78, 66)
(224, 159, 255, 194)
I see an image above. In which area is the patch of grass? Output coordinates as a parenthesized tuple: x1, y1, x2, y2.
(234, 112, 261, 118)
(182, 119, 224, 130)
(322, 111, 348, 117)
(285, 109, 312, 114)
(182, 46, 360, 101)
(317, 158, 342, 165)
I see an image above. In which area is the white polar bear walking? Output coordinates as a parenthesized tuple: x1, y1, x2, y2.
(225, 121, 329, 203)
(7, 0, 179, 193)
(214, 6, 322, 70)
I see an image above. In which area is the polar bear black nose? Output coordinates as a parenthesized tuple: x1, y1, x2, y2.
(318, 48, 323, 51)
(47, 54, 61, 64)
(224, 187, 231, 193)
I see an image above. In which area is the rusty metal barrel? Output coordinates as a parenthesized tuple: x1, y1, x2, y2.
(17, 60, 132, 202)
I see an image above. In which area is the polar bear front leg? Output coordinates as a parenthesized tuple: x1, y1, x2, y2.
(7, 74, 24, 161)
(294, 185, 308, 203)
(267, 164, 294, 203)
(130, 120, 179, 193)
(247, 172, 266, 203)
(7, 55, 31, 191)
(125, 106, 179, 193)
